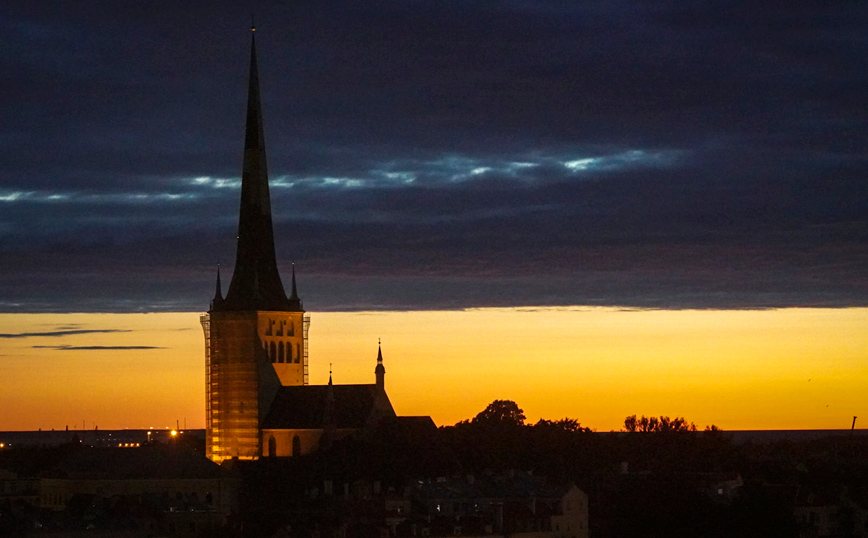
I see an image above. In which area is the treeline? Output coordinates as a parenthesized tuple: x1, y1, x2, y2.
(430, 400, 866, 538)
(436, 400, 736, 482)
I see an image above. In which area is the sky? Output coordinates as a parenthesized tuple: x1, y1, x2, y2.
(2, 308, 866, 431)
(1, 2, 866, 431)
(2, 0, 866, 312)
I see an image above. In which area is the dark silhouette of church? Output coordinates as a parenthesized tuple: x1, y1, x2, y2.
(200, 28, 403, 463)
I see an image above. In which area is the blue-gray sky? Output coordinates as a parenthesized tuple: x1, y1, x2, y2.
(2, 1, 866, 312)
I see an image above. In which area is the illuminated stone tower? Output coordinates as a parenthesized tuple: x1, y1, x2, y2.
(201, 28, 309, 463)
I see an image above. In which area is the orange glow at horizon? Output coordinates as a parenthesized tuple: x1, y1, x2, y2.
(0, 308, 866, 432)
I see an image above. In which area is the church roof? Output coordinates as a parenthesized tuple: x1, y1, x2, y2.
(262, 384, 395, 430)
(219, 28, 299, 312)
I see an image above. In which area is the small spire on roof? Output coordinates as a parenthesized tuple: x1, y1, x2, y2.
(290, 263, 299, 299)
(286, 262, 303, 311)
(211, 263, 224, 310)
(375, 339, 385, 389)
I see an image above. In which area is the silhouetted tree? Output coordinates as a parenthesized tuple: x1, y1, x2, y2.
(533, 418, 591, 433)
(471, 399, 526, 427)
(624, 415, 699, 432)
(442, 400, 530, 472)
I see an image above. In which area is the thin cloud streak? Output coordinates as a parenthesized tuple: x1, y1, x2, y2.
(0, 329, 132, 339)
(31, 345, 164, 351)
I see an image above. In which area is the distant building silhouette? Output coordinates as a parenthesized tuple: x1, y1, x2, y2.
(200, 28, 401, 463)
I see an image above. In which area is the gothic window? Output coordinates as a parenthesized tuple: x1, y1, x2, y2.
(278, 342, 285, 363)
(277, 321, 284, 336)
(296, 344, 301, 364)
(292, 435, 301, 456)
(265, 319, 273, 336)
(288, 320, 294, 336)
(269, 342, 277, 362)
(287, 343, 293, 363)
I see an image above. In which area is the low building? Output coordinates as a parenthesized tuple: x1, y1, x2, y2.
(39, 447, 237, 537)
(405, 472, 588, 538)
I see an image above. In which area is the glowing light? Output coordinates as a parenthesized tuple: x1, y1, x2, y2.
(170, 430, 178, 437)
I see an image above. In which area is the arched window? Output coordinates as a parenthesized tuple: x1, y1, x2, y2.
(286, 343, 293, 363)
(269, 342, 277, 362)
(296, 344, 301, 364)
(288, 321, 294, 336)
(292, 435, 301, 456)
(278, 342, 285, 363)
(268, 436, 276, 457)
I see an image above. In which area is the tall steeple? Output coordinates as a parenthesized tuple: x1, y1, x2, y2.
(220, 26, 297, 312)
(202, 26, 311, 464)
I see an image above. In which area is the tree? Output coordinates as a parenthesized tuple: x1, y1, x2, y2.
(471, 400, 526, 427)
(624, 415, 698, 432)
(533, 418, 591, 433)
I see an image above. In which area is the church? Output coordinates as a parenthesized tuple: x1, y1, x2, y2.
(200, 28, 402, 464)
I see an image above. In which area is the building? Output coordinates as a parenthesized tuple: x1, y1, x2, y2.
(38, 447, 235, 537)
(408, 473, 589, 538)
(201, 27, 400, 463)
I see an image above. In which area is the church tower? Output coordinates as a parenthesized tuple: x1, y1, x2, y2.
(201, 27, 309, 463)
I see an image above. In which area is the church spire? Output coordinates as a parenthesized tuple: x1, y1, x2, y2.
(287, 262, 303, 310)
(211, 263, 224, 310)
(220, 26, 300, 312)
(375, 339, 385, 390)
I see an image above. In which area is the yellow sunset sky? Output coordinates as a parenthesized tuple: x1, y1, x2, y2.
(1, 307, 866, 432)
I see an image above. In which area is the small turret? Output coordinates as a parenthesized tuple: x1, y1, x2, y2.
(322, 365, 336, 449)
(324, 364, 335, 423)
(287, 263, 303, 311)
(375, 339, 385, 391)
(210, 264, 224, 310)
